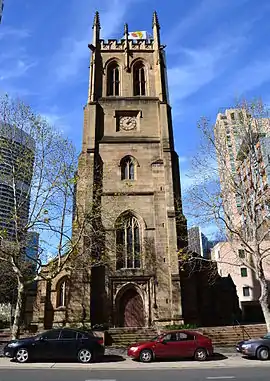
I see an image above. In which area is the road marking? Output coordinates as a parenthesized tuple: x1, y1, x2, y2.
(206, 377, 236, 380)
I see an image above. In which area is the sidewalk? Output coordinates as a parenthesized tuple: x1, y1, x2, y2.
(0, 355, 270, 370)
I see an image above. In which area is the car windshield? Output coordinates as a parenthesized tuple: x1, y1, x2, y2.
(150, 335, 162, 342)
(263, 333, 270, 339)
(77, 329, 93, 337)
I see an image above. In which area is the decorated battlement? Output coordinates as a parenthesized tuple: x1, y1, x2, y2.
(100, 38, 154, 51)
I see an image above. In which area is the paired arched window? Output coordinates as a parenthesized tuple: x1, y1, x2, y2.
(116, 214, 141, 269)
(121, 156, 135, 180)
(56, 278, 68, 308)
(133, 62, 146, 96)
(107, 62, 120, 96)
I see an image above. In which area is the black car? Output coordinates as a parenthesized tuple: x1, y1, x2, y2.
(4, 328, 105, 363)
(236, 333, 270, 360)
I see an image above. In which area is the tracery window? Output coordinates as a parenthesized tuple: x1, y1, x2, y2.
(116, 214, 141, 269)
(121, 156, 135, 180)
(107, 62, 120, 96)
(56, 278, 68, 307)
(133, 62, 146, 96)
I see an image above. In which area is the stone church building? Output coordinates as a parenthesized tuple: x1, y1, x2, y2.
(30, 11, 190, 330)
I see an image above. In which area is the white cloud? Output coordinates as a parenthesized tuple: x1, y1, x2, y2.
(52, 0, 142, 82)
(0, 86, 38, 98)
(206, 59, 270, 109)
(0, 59, 37, 81)
(0, 26, 30, 41)
(165, 0, 225, 43)
(0, 26, 36, 84)
(179, 156, 189, 164)
(41, 112, 67, 129)
(201, 223, 219, 239)
(167, 37, 246, 104)
(180, 174, 196, 192)
(226, 60, 270, 97)
(166, 3, 267, 106)
(39, 108, 73, 134)
(165, 0, 251, 47)
(54, 38, 89, 82)
(180, 155, 218, 192)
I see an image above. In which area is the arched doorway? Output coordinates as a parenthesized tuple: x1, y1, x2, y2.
(118, 287, 145, 327)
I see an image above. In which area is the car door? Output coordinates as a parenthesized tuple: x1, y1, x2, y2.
(165, 332, 183, 358)
(58, 329, 78, 360)
(35, 329, 62, 360)
(176, 332, 197, 358)
(154, 333, 178, 358)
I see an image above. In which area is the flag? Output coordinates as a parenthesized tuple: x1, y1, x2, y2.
(129, 31, 147, 39)
(121, 31, 148, 40)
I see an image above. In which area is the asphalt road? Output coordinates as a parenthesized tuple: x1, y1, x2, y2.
(0, 367, 269, 381)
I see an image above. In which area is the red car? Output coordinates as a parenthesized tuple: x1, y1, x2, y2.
(127, 330, 213, 363)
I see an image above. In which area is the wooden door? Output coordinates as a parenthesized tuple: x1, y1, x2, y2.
(119, 288, 144, 327)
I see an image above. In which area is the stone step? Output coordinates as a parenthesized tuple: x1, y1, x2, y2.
(111, 334, 157, 339)
(106, 324, 267, 347)
(1, 324, 267, 347)
(108, 328, 157, 333)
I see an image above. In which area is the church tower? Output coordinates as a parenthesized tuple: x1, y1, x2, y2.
(75, 11, 187, 327)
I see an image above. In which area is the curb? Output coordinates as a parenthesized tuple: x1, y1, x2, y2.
(0, 360, 270, 371)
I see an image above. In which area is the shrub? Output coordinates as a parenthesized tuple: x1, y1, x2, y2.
(164, 323, 198, 330)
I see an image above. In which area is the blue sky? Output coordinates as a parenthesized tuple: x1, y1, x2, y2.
(1, 0, 270, 238)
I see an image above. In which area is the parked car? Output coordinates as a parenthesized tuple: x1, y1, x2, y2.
(236, 333, 270, 360)
(127, 330, 213, 363)
(4, 328, 104, 363)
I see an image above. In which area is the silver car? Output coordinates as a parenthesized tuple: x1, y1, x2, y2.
(236, 333, 270, 360)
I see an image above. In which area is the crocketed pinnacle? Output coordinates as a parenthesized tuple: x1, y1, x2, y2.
(93, 11, 100, 29)
(152, 10, 160, 28)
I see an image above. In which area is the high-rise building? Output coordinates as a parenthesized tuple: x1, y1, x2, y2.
(188, 226, 203, 256)
(0, 0, 4, 24)
(32, 11, 188, 329)
(214, 109, 246, 228)
(25, 231, 39, 270)
(213, 108, 270, 322)
(214, 108, 270, 230)
(188, 226, 214, 258)
(0, 123, 35, 239)
(237, 133, 270, 238)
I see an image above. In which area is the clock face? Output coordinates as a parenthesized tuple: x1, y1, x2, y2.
(119, 116, 137, 131)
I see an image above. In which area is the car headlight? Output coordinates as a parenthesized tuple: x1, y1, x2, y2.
(8, 342, 18, 348)
(242, 344, 252, 349)
(129, 346, 139, 351)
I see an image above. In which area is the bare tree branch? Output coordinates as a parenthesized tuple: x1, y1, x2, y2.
(183, 98, 270, 330)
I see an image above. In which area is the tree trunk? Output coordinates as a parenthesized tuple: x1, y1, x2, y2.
(11, 279, 24, 340)
(259, 276, 270, 332)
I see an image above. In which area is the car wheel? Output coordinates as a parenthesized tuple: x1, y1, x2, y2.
(77, 348, 93, 363)
(257, 347, 269, 361)
(139, 349, 153, 363)
(16, 348, 29, 363)
(194, 348, 207, 361)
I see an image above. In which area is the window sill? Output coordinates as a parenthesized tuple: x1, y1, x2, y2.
(55, 306, 66, 311)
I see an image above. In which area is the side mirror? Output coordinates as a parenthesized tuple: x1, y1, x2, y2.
(39, 336, 46, 341)
(161, 339, 167, 344)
